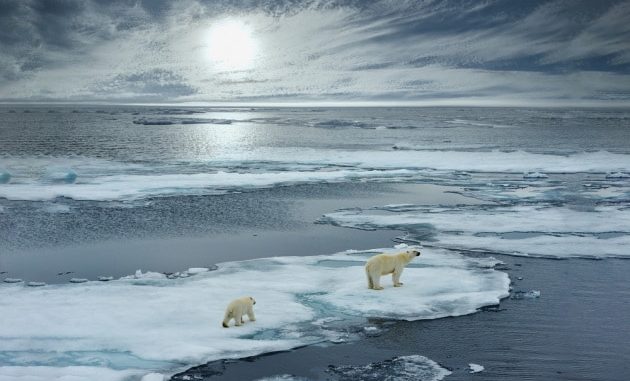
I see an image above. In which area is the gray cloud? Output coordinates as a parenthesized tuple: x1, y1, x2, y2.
(0, 0, 628, 104)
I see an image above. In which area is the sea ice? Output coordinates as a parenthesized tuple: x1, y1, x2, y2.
(322, 205, 630, 258)
(523, 172, 548, 179)
(468, 363, 484, 373)
(3, 278, 22, 284)
(327, 354, 452, 381)
(0, 247, 508, 380)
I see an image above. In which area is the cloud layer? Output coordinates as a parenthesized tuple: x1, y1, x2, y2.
(0, 0, 629, 105)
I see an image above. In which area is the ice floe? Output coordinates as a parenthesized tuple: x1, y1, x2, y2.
(0, 246, 508, 380)
(132, 118, 232, 125)
(511, 290, 541, 299)
(468, 363, 484, 373)
(327, 355, 452, 381)
(1, 149, 628, 202)
(321, 205, 630, 258)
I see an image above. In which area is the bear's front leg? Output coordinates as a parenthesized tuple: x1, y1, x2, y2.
(393, 269, 403, 287)
(247, 306, 256, 322)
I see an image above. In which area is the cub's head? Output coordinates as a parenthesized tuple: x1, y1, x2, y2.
(249, 296, 256, 305)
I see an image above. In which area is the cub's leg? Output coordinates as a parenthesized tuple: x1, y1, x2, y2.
(247, 305, 256, 322)
(234, 306, 244, 326)
(222, 310, 233, 328)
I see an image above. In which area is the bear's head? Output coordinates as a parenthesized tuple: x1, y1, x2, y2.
(249, 296, 256, 305)
(408, 250, 421, 257)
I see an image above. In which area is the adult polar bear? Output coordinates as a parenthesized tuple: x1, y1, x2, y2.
(365, 250, 421, 290)
(222, 296, 256, 328)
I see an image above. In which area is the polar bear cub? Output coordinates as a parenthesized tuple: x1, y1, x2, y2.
(222, 296, 256, 328)
(365, 250, 421, 290)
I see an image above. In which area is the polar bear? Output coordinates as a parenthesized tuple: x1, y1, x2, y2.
(365, 250, 421, 290)
(222, 296, 256, 328)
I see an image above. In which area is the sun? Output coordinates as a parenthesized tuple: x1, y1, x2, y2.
(205, 19, 258, 71)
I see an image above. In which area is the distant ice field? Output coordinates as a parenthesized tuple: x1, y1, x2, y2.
(1, 106, 630, 203)
(0, 149, 628, 202)
(321, 204, 630, 258)
(0, 246, 508, 380)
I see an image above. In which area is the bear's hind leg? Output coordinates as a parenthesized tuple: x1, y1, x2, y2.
(371, 272, 384, 290)
(234, 307, 244, 326)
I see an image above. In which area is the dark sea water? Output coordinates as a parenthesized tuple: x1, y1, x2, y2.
(0, 106, 629, 380)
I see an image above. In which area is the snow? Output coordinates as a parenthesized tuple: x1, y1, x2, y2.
(0, 246, 508, 380)
(468, 363, 485, 373)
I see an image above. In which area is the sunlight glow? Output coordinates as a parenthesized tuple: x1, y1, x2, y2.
(205, 19, 258, 71)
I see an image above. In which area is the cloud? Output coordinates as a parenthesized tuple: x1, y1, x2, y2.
(0, 0, 628, 105)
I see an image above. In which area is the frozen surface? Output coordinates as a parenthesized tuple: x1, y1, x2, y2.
(321, 205, 630, 258)
(1, 149, 629, 202)
(0, 246, 507, 380)
(468, 363, 484, 373)
(327, 354, 452, 381)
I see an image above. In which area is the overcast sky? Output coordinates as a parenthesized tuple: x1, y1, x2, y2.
(0, 0, 629, 105)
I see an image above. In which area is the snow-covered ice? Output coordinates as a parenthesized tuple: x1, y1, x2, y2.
(1, 149, 629, 202)
(0, 247, 508, 380)
(468, 363, 484, 373)
(321, 205, 630, 258)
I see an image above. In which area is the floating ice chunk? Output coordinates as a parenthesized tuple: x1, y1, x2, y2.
(44, 169, 78, 184)
(27, 282, 46, 287)
(0, 247, 507, 379)
(187, 267, 209, 275)
(3, 278, 22, 284)
(606, 172, 630, 179)
(327, 355, 451, 381)
(133, 118, 173, 125)
(141, 372, 165, 381)
(133, 118, 232, 126)
(511, 290, 541, 299)
(523, 172, 548, 179)
(69, 278, 88, 283)
(468, 363, 485, 373)
(98, 276, 114, 282)
(394, 243, 408, 249)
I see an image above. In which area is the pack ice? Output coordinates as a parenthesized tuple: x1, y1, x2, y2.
(321, 205, 630, 258)
(0, 246, 508, 380)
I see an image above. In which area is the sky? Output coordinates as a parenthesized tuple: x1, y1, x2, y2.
(0, 0, 629, 106)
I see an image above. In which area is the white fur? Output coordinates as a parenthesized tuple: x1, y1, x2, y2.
(222, 296, 256, 328)
(365, 250, 421, 290)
